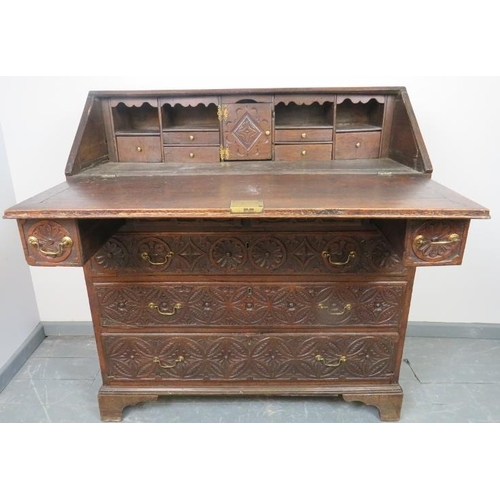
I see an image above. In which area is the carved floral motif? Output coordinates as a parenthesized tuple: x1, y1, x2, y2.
(210, 237, 246, 270)
(94, 238, 128, 269)
(411, 221, 462, 262)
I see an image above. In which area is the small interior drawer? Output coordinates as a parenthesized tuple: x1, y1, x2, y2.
(163, 130, 220, 145)
(116, 136, 162, 163)
(335, 131, 381, 160)
(275, 144, 332, 161)
(275, 128, 332, 143)
(164, 146, 220, 163)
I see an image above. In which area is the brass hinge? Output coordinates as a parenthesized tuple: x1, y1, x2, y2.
(217, 105, 228, 121)
(230, 200, 264, 214)
(220, 146, 230, 161)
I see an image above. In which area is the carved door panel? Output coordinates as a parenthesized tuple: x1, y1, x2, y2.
(222, 103, 272, 160)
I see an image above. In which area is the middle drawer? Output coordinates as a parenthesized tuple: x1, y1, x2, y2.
(94, 281, 406, 329)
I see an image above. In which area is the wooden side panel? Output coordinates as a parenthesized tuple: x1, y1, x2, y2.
(66, 95, 109, 176)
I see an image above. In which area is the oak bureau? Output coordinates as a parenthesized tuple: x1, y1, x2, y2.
(4, 87, 489, 421)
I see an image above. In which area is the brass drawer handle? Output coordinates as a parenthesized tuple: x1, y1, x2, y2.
(318, 303, 352, 316)
(189, 152, 195, 158)
(189, 135, 195, 141)
(414, 233, 460, 247)
(315, 354, 347, 368)
(301, 133, 307, 139)
(321, 250, 356, 266)
(153, 356, 184, 369)
(148, 302, 182, 316)
(355, 142, 361, 148)
(136, 146, 143, 152)
(141, 251, 174, 266)
(28, 235, 73, 257)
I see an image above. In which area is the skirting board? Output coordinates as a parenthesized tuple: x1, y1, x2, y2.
(0, 322, 45, 393)
(42, 321, 500, 340)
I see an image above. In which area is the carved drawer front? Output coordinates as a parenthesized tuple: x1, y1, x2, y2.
(102, 333, 398, 383)
(89, 232, 405, 276)
(163, 131, 219, 145)
(405, 219, 469, 266)
(275, 128, 333, 143)
(94, 281, 406, 329)
(335, 132, 381, 160)
(164, 146, 220, 163)
(116, 136, 162, 162)
(275, 144, 332, 161)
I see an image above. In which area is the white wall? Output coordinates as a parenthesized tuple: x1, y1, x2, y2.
(0, 124, 40, 367)
(0, 77, 497, 324)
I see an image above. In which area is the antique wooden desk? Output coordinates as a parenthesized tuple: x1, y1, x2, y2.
(4, 87, 489, 421)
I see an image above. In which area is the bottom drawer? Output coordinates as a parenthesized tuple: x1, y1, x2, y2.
(102, 333, 397, 383)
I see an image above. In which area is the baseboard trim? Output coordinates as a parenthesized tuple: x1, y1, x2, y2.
(40, 320, 500, 340)
(43, 321, 94, 336)
(0, 323, 46, 393)
(407, 322, 500, 340)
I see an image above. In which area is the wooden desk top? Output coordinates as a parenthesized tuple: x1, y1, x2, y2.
(4, 162, 489, 220)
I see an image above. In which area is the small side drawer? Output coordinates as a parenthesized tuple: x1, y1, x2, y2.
(275, 144, 332, 161)
(335, 131, 381, 159)
(275, 128, 333, 143)
(116, 136, 162, 162)
(163, 130, 219, 145)
(17, 219, 121, 267)
(405, 219, 470, 266)
(164, 146, 220, 163)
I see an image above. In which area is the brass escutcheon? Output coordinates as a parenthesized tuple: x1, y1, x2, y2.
(141, 251, 174, 266)
(322, 250, 357, 266)
(318, 303, 352, 316)
(148, 302, 182, 316)
(153, 356, 184, 369)
(414, 233, 460, 247)
(28, 235, 73, 257)
(315, 354, 347, 368)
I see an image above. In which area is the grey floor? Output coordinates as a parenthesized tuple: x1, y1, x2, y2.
(1, 335, 499, 423)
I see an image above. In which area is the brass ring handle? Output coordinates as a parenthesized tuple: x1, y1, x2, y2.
(414, 233, 460, 247)
(28, 235, 73, 257)
(315, 354, 347, 368)
(141, 251, 174, 266)
(321, 250, 357, 266)
(318, 303, 352, 316)
(153, 356, 184, 369)
(148, 302, 182, 316)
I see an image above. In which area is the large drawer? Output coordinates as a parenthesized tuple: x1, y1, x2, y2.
(94, 281, 407, 329)
(102, 333, 398, 383)
(89, 231, 405, 276)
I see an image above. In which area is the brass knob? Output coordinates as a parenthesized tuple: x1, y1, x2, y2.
(355, 142, 361, 148)
(301, 150, 307, 156)
(189, 152, 195, 158)
(189, 135, 195, 141)
(301, 133, 307, 139)
(136, 146, 143, 152)
(265, 130, 271, 136)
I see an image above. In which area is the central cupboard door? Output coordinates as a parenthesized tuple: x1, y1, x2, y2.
(222, 102, 272, 160)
